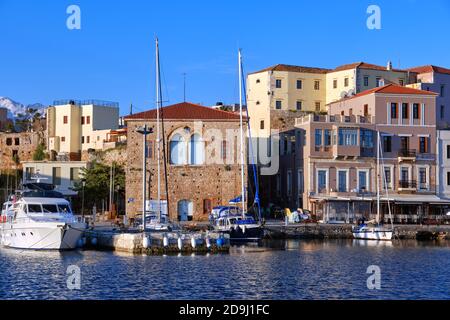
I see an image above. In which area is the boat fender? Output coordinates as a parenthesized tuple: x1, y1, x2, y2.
(142, 236, 150, 249)
(82, 237, 87, 246)
(216, 237, 225, 247)
(77, 238, 84, 248)
(163, 235, 169, 247)
(242, 226, 246, 234)
(191, 237, 197, 249)
(177, 237, 183, 250)
(91, 237, 98, 246)
(205, 237, 211, 249)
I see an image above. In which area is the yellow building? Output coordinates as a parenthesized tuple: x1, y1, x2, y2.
(247, 62, 413, 137)
(47, 100, 119, 160)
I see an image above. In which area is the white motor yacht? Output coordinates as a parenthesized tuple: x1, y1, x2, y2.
(0, 184, 87, 250)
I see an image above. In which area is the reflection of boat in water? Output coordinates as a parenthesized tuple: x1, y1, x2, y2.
(0, 183, 86, 250)
(352, 239, 394, 248)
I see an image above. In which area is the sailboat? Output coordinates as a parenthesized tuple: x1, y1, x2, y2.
(211, 49, 264, 241)
(352, 131, 394, 241)
(140, 38, 171, 232)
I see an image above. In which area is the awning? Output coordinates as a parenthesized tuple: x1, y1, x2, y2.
(380, 194, 450, 205)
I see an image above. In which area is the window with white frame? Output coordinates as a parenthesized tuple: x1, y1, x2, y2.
(170, 133, 188, 165)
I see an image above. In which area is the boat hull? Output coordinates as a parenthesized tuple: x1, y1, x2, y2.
(227, 226, 265, 242)
(0, 222, 86, 250)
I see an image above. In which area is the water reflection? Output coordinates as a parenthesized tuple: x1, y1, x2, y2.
(1, 240, 450, 300)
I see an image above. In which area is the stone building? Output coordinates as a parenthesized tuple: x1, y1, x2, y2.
(124, 102, 248, 222)
(0, 132, 42, 170)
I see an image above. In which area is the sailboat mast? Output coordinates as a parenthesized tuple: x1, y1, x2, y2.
(156, 38, 162, 222)
(238, 49, 246, 216)
(377, 131, 381, 224)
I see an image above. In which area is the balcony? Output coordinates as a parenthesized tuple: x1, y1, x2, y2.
(398, 180, 417, 192)
(398, 149, 417, 162)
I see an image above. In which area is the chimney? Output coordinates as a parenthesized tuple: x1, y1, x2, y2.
(387, 61, 393, 71)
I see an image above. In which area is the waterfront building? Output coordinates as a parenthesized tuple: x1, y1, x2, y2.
(22, 161, 87, 197)
(247, 61, 413, 209)
(46, 100, 120, 161)
(407, 65, 450, 129)
(124, 102, 247, 222)
(294, 84, 450, 223)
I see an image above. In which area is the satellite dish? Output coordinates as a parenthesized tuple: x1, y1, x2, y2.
(340, 91, 348, 99)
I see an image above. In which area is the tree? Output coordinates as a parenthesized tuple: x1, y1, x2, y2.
(32, 143, 46, 161)
(73, 162, 125, 215)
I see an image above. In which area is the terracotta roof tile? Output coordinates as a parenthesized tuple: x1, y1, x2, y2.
(407, 65, 450, 76)
(328, 84, 437, 105)
(332, 62, 406, 73)
(250, 64, 331, 75)
(124, 102, 245, 122)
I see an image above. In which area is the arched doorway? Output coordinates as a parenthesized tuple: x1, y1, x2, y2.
(178, 200, 194, 221)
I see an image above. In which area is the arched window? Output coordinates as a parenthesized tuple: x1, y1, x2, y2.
(189, 134, 205, 165)
(170, 134, 187, 165)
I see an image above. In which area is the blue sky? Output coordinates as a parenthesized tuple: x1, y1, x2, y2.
(1, 0, 450, 115)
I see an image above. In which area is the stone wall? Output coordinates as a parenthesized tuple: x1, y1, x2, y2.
(0, 132, 43, 169)
(125, 119, 247, 222)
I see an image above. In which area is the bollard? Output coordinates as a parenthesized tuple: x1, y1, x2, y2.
(142, 235, 150, 249)
(177, 237, 183, 251)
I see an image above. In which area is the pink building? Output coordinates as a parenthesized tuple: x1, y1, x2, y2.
(295, 84, 450, 224)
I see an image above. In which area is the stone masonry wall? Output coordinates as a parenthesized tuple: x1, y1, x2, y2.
(126, 119, 247, 222)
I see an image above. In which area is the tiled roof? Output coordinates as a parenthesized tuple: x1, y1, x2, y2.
(328, 84, 437, 105)
(124, 102, 245, 121)
(332, 62, 406, 73)
(250, 62, 408, 75)
(249, 64, 331, 75)
(407, 65, 450, 75)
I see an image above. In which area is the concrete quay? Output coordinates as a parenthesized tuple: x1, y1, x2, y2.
(82, 228, 230, 255)
(263, 222, 450, 241)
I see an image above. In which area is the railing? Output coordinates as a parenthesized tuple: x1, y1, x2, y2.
(398, 149, 417, 158)
(53, 99, 119, 108)
(295, 114, 375, 126)
(398, 180, 417, 189)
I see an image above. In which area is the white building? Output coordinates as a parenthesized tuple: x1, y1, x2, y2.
(437, 130, 450, 199)
(47, 100, 119, 159)
(22, 161, 88, 196)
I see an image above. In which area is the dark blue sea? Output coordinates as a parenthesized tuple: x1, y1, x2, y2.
(1, 240, 449, 300)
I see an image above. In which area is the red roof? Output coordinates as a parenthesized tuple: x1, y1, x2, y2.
(333, 62, 406, 73)
(407, 65, 450, 76)
(124, 102, 245, 122)
(250, 64, 331, 75)
(329, 84, 437, 105)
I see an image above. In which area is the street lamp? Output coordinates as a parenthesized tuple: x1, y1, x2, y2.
(136, 125, 154, 231)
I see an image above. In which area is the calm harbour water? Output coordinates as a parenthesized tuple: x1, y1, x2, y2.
(0, 240, 449, 300)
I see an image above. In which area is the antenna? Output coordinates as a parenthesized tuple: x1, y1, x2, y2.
(130, 103, 133, 115)
(182, 73, 187, 102)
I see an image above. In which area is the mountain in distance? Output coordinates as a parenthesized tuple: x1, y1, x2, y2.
(0, 96, 46, 120)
